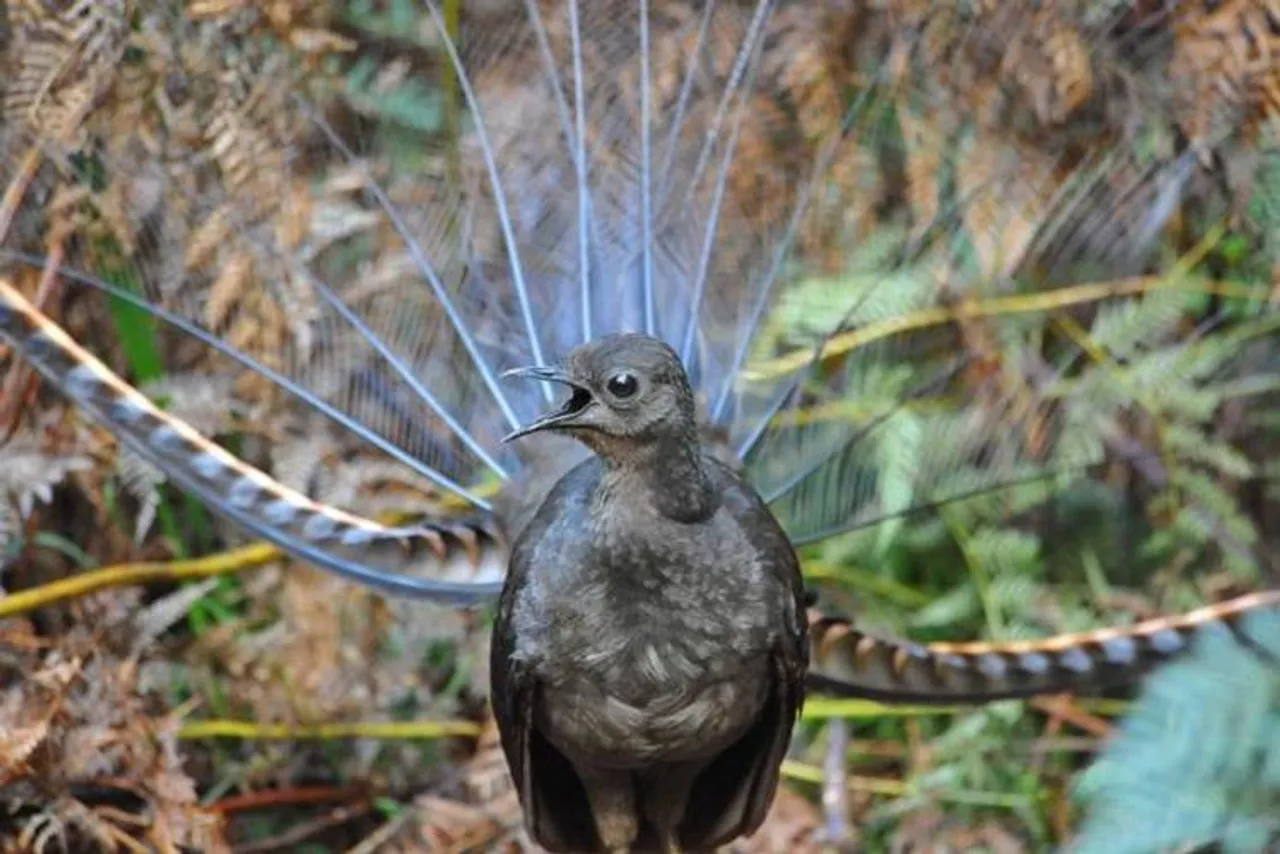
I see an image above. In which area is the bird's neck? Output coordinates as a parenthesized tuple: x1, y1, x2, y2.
(599, 433, 717, 523)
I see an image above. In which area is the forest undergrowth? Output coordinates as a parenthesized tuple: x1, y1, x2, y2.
(2, 1, 1280, 852)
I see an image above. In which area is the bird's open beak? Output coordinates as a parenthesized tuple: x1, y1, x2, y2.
(501, 365, 595, 443)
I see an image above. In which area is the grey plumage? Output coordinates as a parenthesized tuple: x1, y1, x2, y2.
(493, 334, 807, 853)
(0, 5, 1274, 851)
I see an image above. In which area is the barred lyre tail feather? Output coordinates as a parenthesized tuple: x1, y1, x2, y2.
(12, 253, 1273, 703)
(1, 0, 1277, 706)
(806, 591, 1280, 703)
(0, 278, 505, 605)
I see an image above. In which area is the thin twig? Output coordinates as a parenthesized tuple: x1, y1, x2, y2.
(783, 760, 1033, 810)
(780, 760, 907, 798)
(0, 146, 42, 243)
(344, 812, 410, 854)
(210, 785, 370, 816)
(1030, 693, 1068, 777)
(1029, 695, 1113, 739)
(0, 494, 472, 617)
(819, 719, 851, 847)
(178, 718, 482, 741)
(744, 268, 1251, 381)
(0, 543, 283, 618)
(800, 697, 971, 719)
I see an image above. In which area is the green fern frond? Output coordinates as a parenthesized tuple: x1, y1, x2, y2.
(1163, 425, 1255, 479)
(343, 55, 445, 133)
(1165, 469, 1261, 578)
(1089, 292, 1187, 360)
(875, 409, 925, 552)
(1071, 610, 1280, 854)
(1247, 144, 1280, 268)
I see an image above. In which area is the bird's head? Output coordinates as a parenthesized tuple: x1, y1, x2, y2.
(502, 333, 698, 457)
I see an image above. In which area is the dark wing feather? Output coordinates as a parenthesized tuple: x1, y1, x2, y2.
(679, 643, 806, 850)
(676, 462, 810, 849)
(490, 477, 600, 854)
(488, 567, 530, 811)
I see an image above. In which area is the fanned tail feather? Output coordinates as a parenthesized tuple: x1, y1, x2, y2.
(0, 1, 1276, 697)
(0, 2, 1222, 540)
(806, 591, 1280, 703)
(0, 278, 505, 604)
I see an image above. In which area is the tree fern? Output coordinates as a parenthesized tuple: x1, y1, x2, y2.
(1071, 609, 1280, 854)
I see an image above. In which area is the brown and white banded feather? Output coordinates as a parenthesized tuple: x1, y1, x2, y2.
(4, 272, 1278, 697)
(806, 591, 1280, 702)
(0, 278, 506, 604)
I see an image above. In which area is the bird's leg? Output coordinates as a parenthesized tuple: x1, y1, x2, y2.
(575, 764, 639, 853)
(638, 760, 704, 854)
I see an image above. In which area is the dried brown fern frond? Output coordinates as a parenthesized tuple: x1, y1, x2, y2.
(1171, 0, 1280, 160)
(0, 407, 94, 559)
(2, 0, 130, 144)
(873, 0, 1280, 284)
(2, 1, 346, 415)
(0, 621, 228, 853)
(186, 0, 352, 55)
(0, 428, 91, 521)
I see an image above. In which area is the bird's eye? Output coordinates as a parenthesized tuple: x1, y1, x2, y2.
(606, 372, 639, 399)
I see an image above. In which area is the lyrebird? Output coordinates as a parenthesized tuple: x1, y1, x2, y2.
(1, 1, 1277, 851)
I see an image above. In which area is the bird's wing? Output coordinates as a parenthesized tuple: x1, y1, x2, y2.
(488, 572, 534, 818)
(678, 641, 805, 849)
(490, 477, 602, 853)
(675, 462, 809, 848)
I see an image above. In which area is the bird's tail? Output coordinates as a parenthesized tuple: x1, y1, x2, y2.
(5, 271, 1278, 707)
(2, 2, 1253, 546)
(807, 591, 1280, 703)
(1, 2, 1277, 697)
(0, 277, 506, 604)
